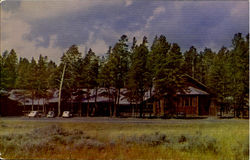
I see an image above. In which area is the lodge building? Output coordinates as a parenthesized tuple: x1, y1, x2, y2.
(0, 75, 217, 117)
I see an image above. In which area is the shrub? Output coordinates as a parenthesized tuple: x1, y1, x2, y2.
(31, 125, 69, 137)
(73, 138, 105, 150)
(124, 132, 168, 146)
(1, 124, 8, 128)
(71, 129, 84, 135)
(51, 135, 66, 145)
(178, 135, 187, 143)
(232, 137, 249, 160)
(177, 134, 218, 153)
(20, 138, 55, 153)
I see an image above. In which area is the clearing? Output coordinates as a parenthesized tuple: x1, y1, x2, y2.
(0, 117, 249, 159)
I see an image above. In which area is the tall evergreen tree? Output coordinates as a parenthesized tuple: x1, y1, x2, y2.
(229, 33, 249, 117)
(208, 47, 231, 113)
(81, 48, 100, 116)
(98, 52, 115, 116)
(0, 49, 18, 90)
(16, 57, 30, 89)
(183, 46, 198, 78)
(109, 35, 129, 117)
(58, 45, 82, 116)
(127, 36, 150, 117)
(154, 40, 185, 114)
(201, 48, 216, 85)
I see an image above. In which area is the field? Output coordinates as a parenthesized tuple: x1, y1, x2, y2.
(0, 117, 249, 160)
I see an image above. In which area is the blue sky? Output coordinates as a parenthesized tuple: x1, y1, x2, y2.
(1, 0, 249, 63)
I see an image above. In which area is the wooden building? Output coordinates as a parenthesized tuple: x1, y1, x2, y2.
(4, 75, 215, 117)
(0, 90, 22, 116)
(150, 75, 213, 117)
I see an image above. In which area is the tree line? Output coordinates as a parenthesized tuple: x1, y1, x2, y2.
(0, 33, 248, 117)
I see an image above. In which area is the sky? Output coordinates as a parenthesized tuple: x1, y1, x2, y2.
(1, 0, 249, 63)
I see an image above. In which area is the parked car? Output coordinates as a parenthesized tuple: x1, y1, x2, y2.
(47, 111, 55, 118)
(62, 111, 72, 118)
(0, 152, 5, 160)
(175, 112, 186, 119)
(28, 111, 41, 118)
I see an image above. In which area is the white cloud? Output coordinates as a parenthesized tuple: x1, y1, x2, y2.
(153, 6, 166, 15)
(1, 10, 64, 63)
(124, 6, 166, 44)
(16, 0, 123, 20)
(79, 32, 108, 56)
(230, 2, 248, 17)
(124, 0, 133, 7)
(1, 0, 122, 63)
(1, 0, 248, 63)
(145, 6, 165, 29)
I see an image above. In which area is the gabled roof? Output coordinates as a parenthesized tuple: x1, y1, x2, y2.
(184, 74, 209, 92)
(9, 89, 50, 105)
(177, 86, 209, 95)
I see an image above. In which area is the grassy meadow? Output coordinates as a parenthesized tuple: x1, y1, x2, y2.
(0, 118, 249, 159)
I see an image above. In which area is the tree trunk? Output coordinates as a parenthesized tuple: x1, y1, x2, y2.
(79, 102, 82, 117)
(32, 91, 34, 111)
(135, 102, 138, 118)
(132, 103, 134, 117)
(58, 64, 66, 117)
(113, 89, 118, 117)
(43, 98, 45, 113)
(38, 98, 40, 111)
(87, 88, 90, 117)
(234, 102, 236, 118)
(192, 58, 195, 78)
(71, 97, 73, 114)
(108, 88, 112, 117)
(140, 97, 143, 118)
(24, 97, 26, 115)
(116, 88, 121, 117)
(94, 87, 98, 116)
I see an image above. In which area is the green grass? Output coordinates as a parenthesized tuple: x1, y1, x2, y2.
(0, 118, 248, 159)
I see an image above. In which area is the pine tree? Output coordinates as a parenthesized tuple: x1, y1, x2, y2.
(127, 36, 150, 117)
(58, 45, 82, 116)
(109, 35, 129, 117)
(0, 49, 18, 90)
(154, 40, 185, 115)
(228, 33, 249, 117)
(183, 46, 198, 78)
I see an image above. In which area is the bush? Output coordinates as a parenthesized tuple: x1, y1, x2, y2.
(51, 135, 66, 144)
(177, 133, 218, 153)
(73, 138, 105, 150)
(123, 132, 219, 153)
(124, 132, 168, 146)
(178, 135, 187, 143)
(20, 138, 55, 153)
(31, 125, 69, 137)
(232, 137, 249, 160)
(71, 129, 84, 135)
